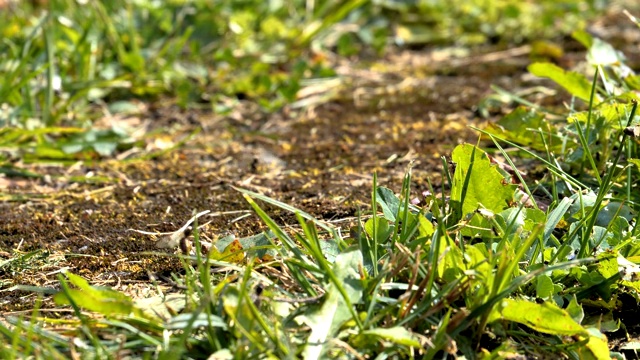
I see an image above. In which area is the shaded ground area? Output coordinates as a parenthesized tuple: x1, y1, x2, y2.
(2, 11, 639, 317)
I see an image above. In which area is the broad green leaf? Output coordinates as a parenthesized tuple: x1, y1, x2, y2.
(33, 144, 74, 160)
(54, 272, 150, 319)
(491, 298, 586, 336)
(465, 244, 492, 298)
(499, 207, 546, 238)
(595, 253, 620, 279)
(451, 144, 516, 215)
(581, 254, 620, 301)
(435, 232, 465, 282)
(566, 295, 584, 324)
(364, 215, 392, 244)
(528, 62, 596, 103)
(361, 327, 421, 348)
(450, 144, 517, 237)
(399, 210, 434, 243)
(536, 275, 554, 299)
(300, 250, 363, 360)
(376, 186, 400, 222)
(592, 226, 614, 250)
(568, 191, 597, 219)
(108, 100, 141, 115)
(596, 202, 634, 227)
(135, 293, 186, 320)
(587, 314, 620, 333)
(318, 238, 340, 264)
(607, 217, 630, 247)
(92, 141, 118, 156)
(237, 231, 277, 260)
(418, 214, 434, 238)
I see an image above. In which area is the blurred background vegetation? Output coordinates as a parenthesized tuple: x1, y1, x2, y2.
(0, 0, 613, 164)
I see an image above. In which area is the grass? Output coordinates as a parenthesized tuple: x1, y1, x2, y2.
(3, 0, 640, 359)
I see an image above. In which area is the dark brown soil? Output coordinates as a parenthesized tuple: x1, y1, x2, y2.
(0, 51, 526, 311)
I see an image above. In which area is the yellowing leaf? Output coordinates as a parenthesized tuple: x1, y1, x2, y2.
(54, 272, 151, 320)
(361, 327, 421, 348)
(209, 239, 245, 263)
(492, 298, 586, 336)
(576, 328, 611, 360)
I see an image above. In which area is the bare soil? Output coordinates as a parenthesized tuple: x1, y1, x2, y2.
(0, 50, 549, 309)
